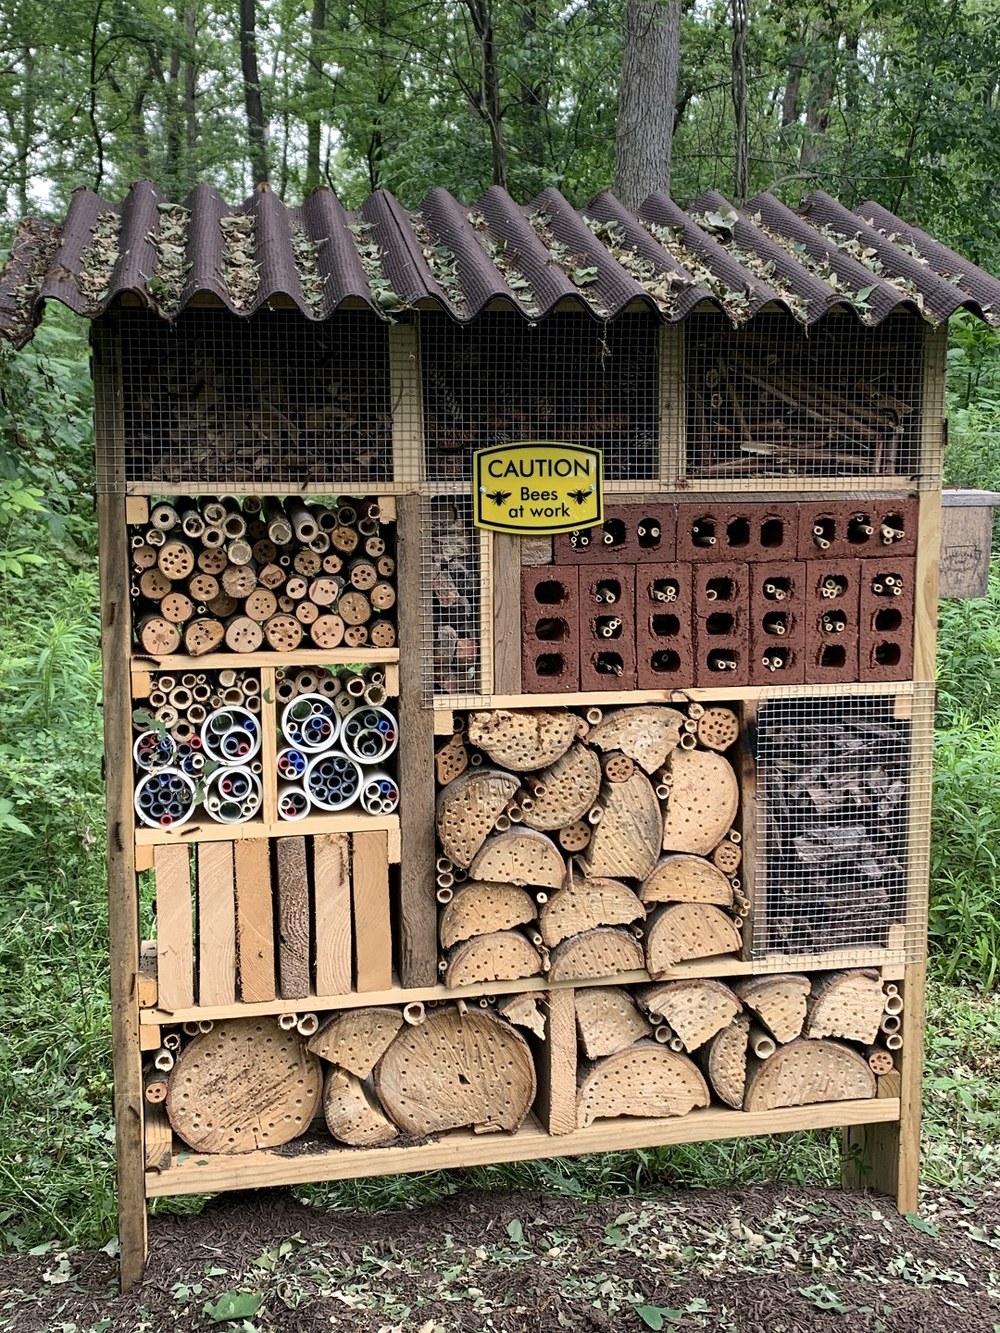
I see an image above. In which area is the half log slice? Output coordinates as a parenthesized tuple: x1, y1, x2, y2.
(467, 709, 576, 771)
(540, 875, 644, 948)
(167, 1018, 322, 1153)
(583, 772, 663, 880)
(521, 743, 602, 830)
(548, 927, 645, 982)
(575, 986, 651, 1059)
(436, 769, 520, 869)
(439, 882, 538, 949)
(802, 970, 886, 1045)
(498, 993, 546, 1038)
(587, 706, 686, 774)
(444, 930, 542, 987)
(645, 904, 742, 975)
(700, 1015, 750, 1109)
(323, 1068, 399, 1146)
(307, 1006, 404, 1077)
(732, 975, 810, 1044)
(640, 854, 735, 908)
(743, 1038, 876, 1111)
(577, 1042, 710, 1127)
(375, 1007, 537, 1135)
(470, 828, 565, 888)
(662, 750, 739, 856)
(639, 978, 742, 1051)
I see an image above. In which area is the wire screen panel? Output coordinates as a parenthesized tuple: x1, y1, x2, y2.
(423, 494, 488, 705)
(752, 684, 932, 967)
(110, 308, 392, 493)
(421, 311, 660, 484)
(684, 308, 926, 486)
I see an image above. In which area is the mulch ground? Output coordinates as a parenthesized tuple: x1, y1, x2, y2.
(2, 1182, 999, 1332)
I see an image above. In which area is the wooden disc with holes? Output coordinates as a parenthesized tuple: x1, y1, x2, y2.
(157, 540, 195, 581)
(132, 543, 157, 569)
(258, 563, 286, 590)
(295, 599, 319, 625)
(139, 568, 172, 601)
(264, 614, 304, 651)
(160, 591, 194, 624)
(661, 749, 739, 856)
(207, 592, 239, 618)
(188, 572, 220, 603)
(711, 840, 742, 875)
(522, 742, 601, 831)
(310, 614, 346, 649)
(137, 615, 181, 656)
(370, 581, 396, 611)
(323, 554, 344, 575)
(224, 615, 264, 653)
(369, 619, 396, 648)
(244, 587, 277, 622)
(344, 624, 369, 647)
(254, 540, 278, 565)
(338, 591, 372, 625)
(330, 525, 359, 553)
(221, 563, 258, 600)
(696, 707, 740, 753)
(166, 1017, 322, 1153)
(308, 577, 342, 607)
(349, 560, 378, 591)
(294, 550, 322, 576)
(197, 548, 228, 574)
(183, 617, 225, 656)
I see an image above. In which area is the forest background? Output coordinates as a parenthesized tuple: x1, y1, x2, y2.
(0, 0, 999, 1254)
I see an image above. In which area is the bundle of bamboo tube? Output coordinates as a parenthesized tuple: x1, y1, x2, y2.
(130, 495, 396, 656)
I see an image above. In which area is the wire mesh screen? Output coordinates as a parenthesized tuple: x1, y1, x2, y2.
(752, 685, 932, 966)
(423, 494, 488, 704)
(684, 309, 926, 484)
(421, 311, 660, 483)
(108, 309, 392, 493)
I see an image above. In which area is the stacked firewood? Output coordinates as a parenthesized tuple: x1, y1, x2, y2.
(434, 702, 747, 985)
(574, 967, 903, 1124)
(430, 497, 480, 695)
(130, 496, 396, 656)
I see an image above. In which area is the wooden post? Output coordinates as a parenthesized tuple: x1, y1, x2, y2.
(492, 533, 522, 695)
(352, 830, 393, 991)
(154, 845, 195, 1010)
(276, 836, 311, 999)
(197, 842, 236, 1007)
(389, 320, 423, 486)
(658, 324, 685, 483)
(536, 988, 578, 1135)
(313, 833, 353, 996)
(234, 839, 276, 1002)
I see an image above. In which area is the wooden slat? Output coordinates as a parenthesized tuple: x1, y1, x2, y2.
(276, 836, 311, 999)
(259, 667, 279, 825)
(313, 833, 353, 996)
(351, 830, 393, 991)
(138, 940, 158, 1008)
(538, 989, 577, 1135)
(135, 812, 399, 846)
(125, 496, 149, 525)
(129, 648, 399, 673)
(450, 680, 913, 710)
(388, 321, 423, 485)
(197, 842, 236, 1007)
(143, 1103, 173, 1173)
(492, 532, 523, 695)
(153, 845, 194, 1011)
(233, 839, 276, 1003)
(739, 700, 758, 960)
(659, 324, 685, 482)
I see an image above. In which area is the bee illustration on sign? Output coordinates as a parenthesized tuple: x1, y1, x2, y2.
(481, 487, 513, 510)
(472, 442, 603, 535)
(567, 485, 595, 507)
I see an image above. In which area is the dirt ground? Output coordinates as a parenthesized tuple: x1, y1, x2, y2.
(2, 1182, 999, 1332)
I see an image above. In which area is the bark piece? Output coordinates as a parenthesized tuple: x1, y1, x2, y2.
(575, 986, 651, 1059)
(444, 930, 543, 986)
(645, 903, 742, 975)
(695, 707, 740, 752)
(640, 853, 735, 907)
(540, 874, 645, 947)
(586, 705, 686, 773)
(276, 837, 310, 1000)
(577, 1041, 710, 1127)
(439, 882, 538, 949)
(521, 743, 602, 831)
(166, 1018, 322, 1153)
(466, 708, 576, 770)
(307, 1006, 404, 1077)
(662, 750, 740, 855)
(803, 969, 886, 1045)
(699, 1015, 750, 1109)
(470, 828, 565, 888)
(743, 1037, 876, 1111)
(323, 1068, 399, 1146)
(435, 733, 469, 786)
(548, 926, 644, 982)
(436, 768, 520, 869)
(732, 974, 810, 1044)
(498, 993, 546, 1039)
(375, 1007, 537, 1135)
(582, 772, 662, 880)
(639, 978, 742, 1051)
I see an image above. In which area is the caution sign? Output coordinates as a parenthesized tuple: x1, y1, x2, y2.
(473, 442, 603, 535)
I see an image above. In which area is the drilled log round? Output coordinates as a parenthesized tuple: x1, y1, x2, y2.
(637, 979, 741, 1051)
(803, 970, 886, 1045)
(699, 1015, 749, 1109)
(558, 821, 591, 852)
(198, 547, 227, 574)
(437, 768, 520, 869)
(348, 559, 378, 591)
(225, 615, 264, 654)
(640, 854, 735, 907)
(309, 577, 343, 607)
(338, 591, 372, 625)
(188, 572, 220, 603)
(157, 540, 196, 581)
(137, 615, 182, 656)
(293, 550, 322, 576)
(295, 600, 320, 625)
(435, 733, 469, 786)
(221, 563, 259, 599)
(309, 614, 346, 649)
(160, 591, 194, 624)
(711, 841, 742, 875)
(330, 524, 359, 554)
(586, 706, 686, 774)
(264, 614, 305, 652)
(307, 1006, 404, 1077)
(439, 882, 538, 949)
(743, 1038, 876, 1111)
(583, 772, 662, 880)
(575, 987, 651, 1059)
(695, 707, 740, 752)
(259, 562, 286, 590)
(548, 926, 644, 982)
(323, 1068, 399, 1146)
(344, 624, 368, 648)
(577, 1041, 710, 1128)
(183, 617, 226, 656)
(375, 1008, 537, 1135)
(166, 1017, 322, 1153)
(662, 750, 739, 856)
(732, 975, 810, 1044)
(369, 618, 397, 648)
(370, 581, 396, 610)
(444, 930, 543, 987)
(521, 742, 602, 831)
(644, 903, 742, 975)
(245, 587, 278, 622)
(603, 752, 636, 783)
(470, 827, 565, 888)
(467, 708, 576, 771)
(540, 875, 644, 948)
(139, 568, 172, 601)
(207, 592, 238, 618)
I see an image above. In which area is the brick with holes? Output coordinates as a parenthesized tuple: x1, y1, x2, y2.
(749, 560, 807, 685)
(692, 563, 749, 685)
(803, 559, 861, 684)
(796, 498, 918, 562)
(635, 563, 694, 689)
(521, 566, 580, 692)
(579, 567, 637, 690)
(552, 502, 677, 564)
(859, 556, 915, 681)
(677, 502, 798, 564)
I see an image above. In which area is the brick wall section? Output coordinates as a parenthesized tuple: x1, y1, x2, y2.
(552, 502, 677, 564)
(858, 556, 916, 681)
(692, 562, 749, 685)
(677, 503, 799, 564)
(748, 560, 807, 685)
(579, 567, 637, 690)
(803, 559, 861, 684)
(796, 498, 919, 561)
(520, 566, 580, 692)
(636, 563, 694, 688)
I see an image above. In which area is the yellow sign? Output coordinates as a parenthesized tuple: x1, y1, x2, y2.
(473, 442, 603, 535)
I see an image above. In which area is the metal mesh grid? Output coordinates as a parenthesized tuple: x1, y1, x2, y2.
(420, 311, 660, 484)
(108, 309, 392, 493)
(751, 684, 932, 966)
(423, 494, 489, 705)
(684, 309, 927, 485)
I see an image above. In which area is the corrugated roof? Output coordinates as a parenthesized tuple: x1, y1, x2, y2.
(2, 179, 999, 347)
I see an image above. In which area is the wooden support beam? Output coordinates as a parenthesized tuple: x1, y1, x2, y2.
(153, 845, 194, 1011)
(234, 839, 276, 1002)
(276, 836, 311, 999)
(536, 988, 577, 1136)
(492, 532, 522, 695)
(352, 830, 393, 992)
(197, 842, 236, 1007)
(313, 833, 353, 996)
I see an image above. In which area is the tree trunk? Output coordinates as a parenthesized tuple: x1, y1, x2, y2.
(239, 0, 268, 184)
(731, 0, 749, 201)
(614, 0, 681, 208)
(462, 0, 507, 189)
(305, 0, 327, 193)
(184, 5, 198, 155)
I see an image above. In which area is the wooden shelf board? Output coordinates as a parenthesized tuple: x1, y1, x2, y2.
(140, 946, 907, 1024)
(125, 481, 418, 498)
(145, 1099, 900, 1198)
(131, 649, 399, 673)
(136, 813, 400, 847)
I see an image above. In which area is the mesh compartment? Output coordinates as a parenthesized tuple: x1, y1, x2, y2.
(423, 494, 488, 705)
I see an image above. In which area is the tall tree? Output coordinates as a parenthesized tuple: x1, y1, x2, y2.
(614, 0, 682, 207)
(239, 0, 268, 184)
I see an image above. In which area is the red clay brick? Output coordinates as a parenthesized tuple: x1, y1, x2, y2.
(521, 566, 580, 692)
(796, 498, 918, 562)
(692, 562, 749, 685)
(552, 503, 677, 564)
(636, 563, 695, 689)
(858, 557, 915, 681)
(677, 502, 798, 564)
(803, 559, 861, 684)
(579, 567, 637, 690)
(748, 560, 807, 685)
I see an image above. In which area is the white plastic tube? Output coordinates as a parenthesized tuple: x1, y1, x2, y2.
(340, 706, 399, 763)
(203, 766, 263, 823)
(360, 769, 400, 815)
(277, 783, 312, 821)
(201, 707, 261, 762)
(133, 729, 177, 771)
(134, 768, 197, 829)
(280, 693, 341, 753)
(305, 751, 363, 811)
